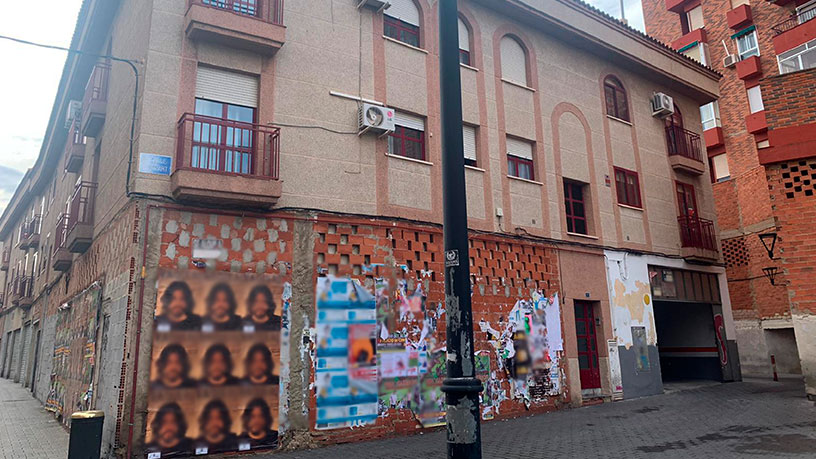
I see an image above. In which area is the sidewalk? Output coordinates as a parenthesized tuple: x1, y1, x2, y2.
(0, 378, 68, 459)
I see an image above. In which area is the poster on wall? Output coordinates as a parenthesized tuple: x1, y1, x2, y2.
(315, 276, 378, 430)
(45, 282, 102, 424)
(145, 271, 287, 458)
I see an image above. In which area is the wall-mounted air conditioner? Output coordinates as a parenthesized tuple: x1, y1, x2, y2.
(65, 100, 82, 129)
(356, 0, 390, 13)
(651, 93, 675, 118)
(723, 54, 738, 68)
(358, 103, 395, 136)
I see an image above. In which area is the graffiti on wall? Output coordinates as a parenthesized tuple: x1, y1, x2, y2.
(45, 282, 102, 423)
(145, 271, 288, 458)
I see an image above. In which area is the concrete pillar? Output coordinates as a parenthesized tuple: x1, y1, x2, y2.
(791, 313, 816, 400)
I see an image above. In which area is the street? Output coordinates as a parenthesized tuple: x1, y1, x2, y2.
(2, 377, 814, 459)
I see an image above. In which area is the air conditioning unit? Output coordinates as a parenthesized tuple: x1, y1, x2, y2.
(356, 0, 389, 13)
(64, 100, 82, 129)
(723, 54, 738, 68)
(651, 93, 675, 119)
(358, 103, 395, 136)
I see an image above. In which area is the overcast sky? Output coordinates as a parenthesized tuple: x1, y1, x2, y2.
(0, 0, 644, 215)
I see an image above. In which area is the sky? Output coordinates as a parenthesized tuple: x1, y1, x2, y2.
(0, 0, 644, 215)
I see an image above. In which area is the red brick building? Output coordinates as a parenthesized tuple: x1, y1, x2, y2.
(642, 0, 816, 398)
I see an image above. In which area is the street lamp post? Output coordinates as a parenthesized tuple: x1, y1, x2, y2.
(438, 0, 482, 458)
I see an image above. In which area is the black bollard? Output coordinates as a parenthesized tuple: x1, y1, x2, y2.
(68, 410, 104, 459)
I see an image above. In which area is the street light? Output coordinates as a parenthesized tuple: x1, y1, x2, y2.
(758, 232, 778, 260)
(438, 0, 482, 458)
(762, 266, 780, 285)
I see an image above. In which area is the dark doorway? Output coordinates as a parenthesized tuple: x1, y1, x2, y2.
(575, 301, 601, 389)
(30, 329, 41, 391)
(653, 301, 722, 381)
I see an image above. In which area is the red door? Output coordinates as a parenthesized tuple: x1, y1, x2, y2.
(575, 301, 601, 389)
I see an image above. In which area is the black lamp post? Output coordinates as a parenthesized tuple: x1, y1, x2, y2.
(758, 232, 778, 260)
(438, 0, 482, 457)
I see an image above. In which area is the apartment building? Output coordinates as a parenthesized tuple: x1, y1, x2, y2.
(0, 0, 739, 456)
(643, 0, 816, 399)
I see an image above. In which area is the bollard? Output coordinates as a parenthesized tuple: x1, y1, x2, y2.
(771, 354, 779, 382)
(68, 410, 104, 459)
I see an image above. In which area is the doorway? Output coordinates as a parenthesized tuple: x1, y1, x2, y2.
(575, 301, 601, 390)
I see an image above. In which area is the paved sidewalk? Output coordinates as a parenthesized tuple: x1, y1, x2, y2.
(0, 378, 68, 459)
(272, 378, 816, 459)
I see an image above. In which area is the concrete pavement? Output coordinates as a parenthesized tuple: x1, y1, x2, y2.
(0, 378, 68, 459)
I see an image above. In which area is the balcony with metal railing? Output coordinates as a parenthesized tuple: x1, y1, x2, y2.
(677, 214, 719, 262)
(52, 213, 72, 272)
(772, 4, 816, 54)
(81, 63, 110, 138)
(65, 117, 87, 173)
(19, 215, 41, 250)
(0, 248, 8, 271)
(65, 182, 97, 253)
(666, 124, 706, 175)
(185, 0, 286, 55)
(10, 274, 34, 308)
(172, 113, 282, 207)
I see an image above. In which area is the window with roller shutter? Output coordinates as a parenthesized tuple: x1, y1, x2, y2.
(384, 0, 421, 47)
(463, 125, 477, 167)
(389, 112, 426, 161)
(500, 36, 528, 86)
(506, 136, 534, 181)
(459, 18, 472, 66)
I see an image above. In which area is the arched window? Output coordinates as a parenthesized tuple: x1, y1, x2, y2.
(458, 17, 472, 66)
(384, 0, 420, 47)
(500, 35, 528, 86)
(603, 76, 630, 122)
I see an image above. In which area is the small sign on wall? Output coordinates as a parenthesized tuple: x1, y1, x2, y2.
(192, 238, 224, 259)
(138, 153, 173, 176)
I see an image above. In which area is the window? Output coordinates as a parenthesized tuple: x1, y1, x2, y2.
(735, 28, 759, 60)
(564, 180, 588, 235)
(603, 76, 630, 122)
(458, 18, 471, 66)
(778, 38, 816, 74)
(747, 85, 764, 113)
(203, 0, 258, 17)
(711, 154, 730, 182)
(506, 137, 534, 180)
(384, 0, 420, 47)
(681, 42, 709, 66)
(389, 112, 426, 161)
(463, 125, 477, 167)
(699, 102, 721, 130)
(614, 167, 642, 208)
(683, 5, 704, 34)
(500, 36, 528, 86)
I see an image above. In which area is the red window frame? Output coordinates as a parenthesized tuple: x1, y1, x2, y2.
(564, 180, 588, 235)
(603, 76, 630, 122)
(384, 15, 420, 48)
(389, 125, 426, 161)
(614, 167, 642, 208)
(507, 155, 534, 181)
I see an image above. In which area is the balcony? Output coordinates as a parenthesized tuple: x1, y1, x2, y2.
(81, 63, 110, 138)
(185, 0, 285, 55)
(666, 125, 706, 175)
(746, 110, 768, 134)
(727, 4, 753, 29)
(65, 182, 97, 253)
(677, 215, 719, 262)
(19, 215, 41, 250)
(773, 6, 816, 54)
(736, 55, 762, 80)
(0, 248, 8, 271)
(52, 214, 72, 272)
(672, 28, 708, 51)
(173, 113, 282, 207)
(704, 127, 725, 149)
(665, 0, 692, 13)
(64, 117, 86, 173)
(10, 275, 34, 308)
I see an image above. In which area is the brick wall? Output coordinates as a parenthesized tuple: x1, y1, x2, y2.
(763, 68, 816, 129)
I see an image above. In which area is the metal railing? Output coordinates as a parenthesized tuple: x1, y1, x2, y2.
(176, 113, 281, 179)
(772, 5, 816, 35)
(666, 124, 703, 162)
(83, 63, 110, 111)
(64, 117, 86, 167)
(22, 215, 41, 240)
(12, 275, 34, 300)
(67, 182, 97, 235)
(677, 215, 717, 251)
(53, 213, 70, 255)
(192, 0, 284, 25)
(1, 248, 8, 265)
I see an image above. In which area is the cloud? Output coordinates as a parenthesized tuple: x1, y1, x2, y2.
(0, 165, 25, 215)
(585, 0, 646, 32)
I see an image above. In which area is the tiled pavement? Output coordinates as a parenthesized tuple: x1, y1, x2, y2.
(0, 378, 68, 459)
(1, 377, 814, 458)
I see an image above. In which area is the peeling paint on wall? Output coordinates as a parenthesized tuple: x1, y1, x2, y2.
(604, 251, 657, 348)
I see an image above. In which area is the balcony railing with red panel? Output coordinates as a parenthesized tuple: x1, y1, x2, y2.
(66, 182, 97, 253)
(677, 215, 718, 252)
(192, 0, 284, 25)
(81, 63, 111, 137)
(52, 213, 72, 271)
(666, 125, 703, 162)
(64, 117, 87, 173)
(772, 6, 816, 35)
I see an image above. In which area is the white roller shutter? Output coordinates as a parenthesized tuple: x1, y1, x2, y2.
(394, 111, 425, 131)
(458, 18, 470, 52)
(500, 36, 528, 86)
(712, 154, 730, 181)
(384, 0, 420, 26)
(507, 137, 533, 160)
(463, 125, 477, 162)
(195, 66, 259, 108)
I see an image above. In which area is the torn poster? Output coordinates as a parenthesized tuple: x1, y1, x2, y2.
(315, 276, 378, 429)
